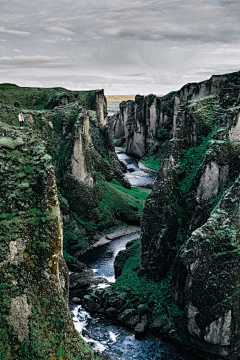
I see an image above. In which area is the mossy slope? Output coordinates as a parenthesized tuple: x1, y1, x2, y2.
(0, 123, 99, 360)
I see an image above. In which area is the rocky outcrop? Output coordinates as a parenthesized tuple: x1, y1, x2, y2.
(173, 177, 240, 358)
(112, 71, 240, 159)
(140, 80, 240, 281)
(111, 92, 176, 158)
(0, 84, 143, 358)
(137, 72, 240, 358)
(0, 123, 98, 359)
(139, 159, 178, 280)
(92, 89, 108, 125)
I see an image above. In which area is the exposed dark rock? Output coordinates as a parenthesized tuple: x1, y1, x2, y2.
(149, 318, 166, 331)
(173, 176, 240, 358)
(83, 295, 101, 312)
(105, 307, 118, 318)
(72, 297, 81, 304)
(125, 315, 140, 328)
(108, 293, 127, 310)
(117, 309, 136, 323)
(140, 159, 179, 281)
(135, 322, 145, 333)
(136, 304, 151, 315)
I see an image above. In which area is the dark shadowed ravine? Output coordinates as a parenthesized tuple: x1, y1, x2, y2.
(70, 153, 194, 360)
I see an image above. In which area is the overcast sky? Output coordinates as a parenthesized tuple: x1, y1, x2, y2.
(0, 0, 240, 95)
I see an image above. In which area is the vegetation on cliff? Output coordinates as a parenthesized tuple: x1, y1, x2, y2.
(0, 84, 142, 262)
(106, 71, 240, 359)
(0, 84, 144, 359)
(0, 122, 100, 360)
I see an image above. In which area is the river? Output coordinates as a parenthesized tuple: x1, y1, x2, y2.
(69, 152, 196, 360)
(115, 148, 157, 188)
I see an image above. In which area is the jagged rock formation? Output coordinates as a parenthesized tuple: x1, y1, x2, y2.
(138, 72, 240, 358)
(112, 71, 240, 160)
(0, 122, 98, 359)
(111, 92, 176, 158)
(173, 179, 240, 359)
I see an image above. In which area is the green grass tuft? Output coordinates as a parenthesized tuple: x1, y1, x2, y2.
(141, 156, 160, 171)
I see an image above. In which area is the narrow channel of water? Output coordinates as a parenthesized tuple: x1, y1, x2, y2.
(80, 232, 140, 284)
(115, 149, 157, 188)
(70, 233, 195, 360)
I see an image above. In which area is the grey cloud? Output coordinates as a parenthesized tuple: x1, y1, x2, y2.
(0, 55, 67, 67)
(45, 26, 75, 36)
(0, 0, 240, 94)
(0, 27, 30, 36)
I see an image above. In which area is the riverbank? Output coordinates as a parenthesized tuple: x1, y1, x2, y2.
(93, 226, 140, 247)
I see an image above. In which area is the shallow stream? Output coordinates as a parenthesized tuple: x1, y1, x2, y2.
(115, 149, 157, 188)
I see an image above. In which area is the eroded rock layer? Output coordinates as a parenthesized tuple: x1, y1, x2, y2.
(0, 85, 141, 262)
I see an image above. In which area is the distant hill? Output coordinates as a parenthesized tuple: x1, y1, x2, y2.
(106, 95, 136, 102)
(106, 94, 163, 102)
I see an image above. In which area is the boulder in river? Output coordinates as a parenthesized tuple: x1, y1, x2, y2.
(125, 315, 140, 328)
(83, 295, 102, 312)
(105, 307, 118, 318)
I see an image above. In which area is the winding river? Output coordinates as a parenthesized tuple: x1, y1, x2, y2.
(70, 152, 195, 360)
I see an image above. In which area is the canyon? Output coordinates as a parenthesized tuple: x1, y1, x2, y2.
(1, 71, 240, 359)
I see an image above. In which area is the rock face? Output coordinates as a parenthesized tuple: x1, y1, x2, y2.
(0, 85, 137, 260)
(112, 71, 240, 159)
(140, 159, 178, 280)
(0, 123, 98, 359)
(173, 179, 240, 358)
(0, 84, 140, 359)
(137, 71, 240, 358)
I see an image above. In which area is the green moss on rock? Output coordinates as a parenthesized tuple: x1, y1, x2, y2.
(0, 123, 99, 360)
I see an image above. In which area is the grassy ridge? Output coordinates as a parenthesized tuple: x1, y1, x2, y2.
(94, 178, 151, 228)
(62, 178, 151, 259)
(110, 180, 151, 201)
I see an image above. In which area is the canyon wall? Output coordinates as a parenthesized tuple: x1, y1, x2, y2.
(79, 71, 240, 360)
(112, 71, 240, 159)
(0, 84, 141, 357)
(0, 85, 140, 260)
(139, 72, 240, 358)
(0, 122, 99, 359)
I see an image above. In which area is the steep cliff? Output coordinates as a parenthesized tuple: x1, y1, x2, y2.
(112, 71, 240, 161)
(138, 73, 240, 358)
(0, 84, 141, 261)
(0, 84, 145, 358)
(0, 122, 99, 359)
